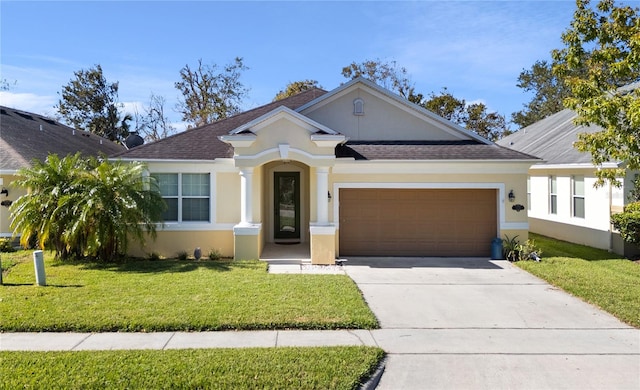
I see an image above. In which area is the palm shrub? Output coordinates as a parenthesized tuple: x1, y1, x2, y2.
(10, 153, 166, 261)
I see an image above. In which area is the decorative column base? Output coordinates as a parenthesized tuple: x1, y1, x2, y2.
(309, 225, 336, 265)
(233, 224, 262, 260)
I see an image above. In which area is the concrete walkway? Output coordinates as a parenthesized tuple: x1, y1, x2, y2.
(2, 257, 639, 390)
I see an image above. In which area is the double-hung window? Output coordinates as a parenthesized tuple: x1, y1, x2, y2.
(572, 176, 585, 218)
(153, 173, 210, 222)
(527, 176, 531, 211)
(549, 176, 557, 215)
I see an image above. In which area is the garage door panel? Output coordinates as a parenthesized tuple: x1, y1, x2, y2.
(339, 188, 497, 257)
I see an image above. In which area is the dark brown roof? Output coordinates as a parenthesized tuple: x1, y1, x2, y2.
(113, 88, 328, 160)
(1, 106, 125, 171)
(336, 141, 540, 160)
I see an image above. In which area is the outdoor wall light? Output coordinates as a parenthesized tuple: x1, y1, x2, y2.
(328, 191, 332, 201)
(508, 190, 515, 202)
(0, 188, 8, 197)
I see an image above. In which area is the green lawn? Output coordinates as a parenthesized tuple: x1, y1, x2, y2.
(1, 346, 385, 390)
(516, 233, 640, 328)
(0, 251, 378, 332)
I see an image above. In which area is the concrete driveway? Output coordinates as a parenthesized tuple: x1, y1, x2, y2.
(344, 258, 640, 390)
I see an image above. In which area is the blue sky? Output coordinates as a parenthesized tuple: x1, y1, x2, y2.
(1, 1, 594, 132)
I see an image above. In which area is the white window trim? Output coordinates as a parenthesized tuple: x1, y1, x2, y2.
(153, 172, 213, 224)
(572, 175, 585, 219)
(549, 176, 557, 215)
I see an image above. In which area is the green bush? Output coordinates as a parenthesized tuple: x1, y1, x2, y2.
(0, 238, 16, 253)
(176, 250, 189, 261)
(611, 202, 640, 244)
(208, 249, 221, 260)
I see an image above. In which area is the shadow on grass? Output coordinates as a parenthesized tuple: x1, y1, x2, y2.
(78, 259, 264, 274)
(1, 283, 83, 288)
(531, 233, 626, 261)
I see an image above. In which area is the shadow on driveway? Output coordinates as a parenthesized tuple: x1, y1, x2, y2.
(341, 257, 504, 269)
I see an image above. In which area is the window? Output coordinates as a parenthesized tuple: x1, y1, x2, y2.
(152, 173, 210, 222)
(572, 176, 585, 218)
(527, 176, 531, 211)
(549, 176, 557, 215)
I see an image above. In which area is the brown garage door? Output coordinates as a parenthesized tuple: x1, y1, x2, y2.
(339, 188, 497, 257)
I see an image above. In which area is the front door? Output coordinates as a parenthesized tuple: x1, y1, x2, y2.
(274, 172, 300, 240)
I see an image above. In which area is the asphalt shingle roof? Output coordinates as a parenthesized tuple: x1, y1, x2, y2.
(496, 109, 601, 164)
(114, 86, 539, 162)
(113, 88, 328, 160)
(1, 106, 124, 171)
(336, 141, 538, 160)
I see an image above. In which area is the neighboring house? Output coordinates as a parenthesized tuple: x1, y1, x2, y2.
(496, 109, 639, 256)
(114, 78, 538, 264)
(0, 105, 125, 238)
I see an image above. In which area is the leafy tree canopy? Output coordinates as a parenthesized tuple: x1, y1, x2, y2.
(512, 60, 572, 128)
(419, 89, 511, 141)
(341, 58, 416, 100)
(56, 64, 131, 143)
(552, 0, 640, 185)
(273, 80, 322, 101)
(10, 153, 165, 261)
(175, 57, 249, 128)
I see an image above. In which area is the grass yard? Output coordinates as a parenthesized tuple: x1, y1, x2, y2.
(0, 251, 378, 332)
(1, 346, 385, 390)
(516, 233, 640, 328)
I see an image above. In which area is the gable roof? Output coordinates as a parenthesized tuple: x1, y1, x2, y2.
(113, 88, 328, 161)
(496, 109, 604, 165)
(297, 77, 493, 144)
(113, 80, 537, 162)
(0, 106, 125, 172)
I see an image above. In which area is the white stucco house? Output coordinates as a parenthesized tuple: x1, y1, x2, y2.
(497, 108, 639, 257)
(114, 78, 539, 264)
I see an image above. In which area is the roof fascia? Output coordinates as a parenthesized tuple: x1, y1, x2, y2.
(229, 106, 338, 135)
(296, 77, 492, 145)
(530, 162, 621, 170)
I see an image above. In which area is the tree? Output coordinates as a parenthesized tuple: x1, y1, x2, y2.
(552, 0, 640, 185)
(273, 80, 322, 101)
(512, 60, 572, 128)
(175, 57, 249, 128)
(341, 58, 417, 99)
(420, 89, 511, 141)
(10, 153, 165, 261)
(56, 64, 131, 143)
(135, 93, 177, 142)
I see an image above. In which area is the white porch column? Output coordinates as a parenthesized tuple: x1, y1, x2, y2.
(316, 166, 329, 225)
(239, 167, 254, 225)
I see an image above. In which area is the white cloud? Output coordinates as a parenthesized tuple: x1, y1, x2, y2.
(0, 92, 58, 118)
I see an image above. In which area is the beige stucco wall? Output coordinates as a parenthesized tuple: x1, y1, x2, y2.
(216, 172, 241, 223)
(302, 87, 463, 141)
(129, 230, 234, 259)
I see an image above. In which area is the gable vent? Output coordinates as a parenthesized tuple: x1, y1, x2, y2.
(353, 98, 364, 116)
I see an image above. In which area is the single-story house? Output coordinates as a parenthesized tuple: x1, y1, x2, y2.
(115, 78, 538, 264)
(496, 108, 639, 257)
(0, 105, 125, 239)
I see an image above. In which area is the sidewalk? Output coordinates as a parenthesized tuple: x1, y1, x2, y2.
(0, 329, 378, 351)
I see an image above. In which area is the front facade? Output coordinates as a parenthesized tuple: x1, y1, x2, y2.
(497, 109, 638, 256)
(118, 79, 537, 263)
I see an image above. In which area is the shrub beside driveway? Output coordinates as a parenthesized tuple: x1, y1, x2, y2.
(516, 233, 640, 328)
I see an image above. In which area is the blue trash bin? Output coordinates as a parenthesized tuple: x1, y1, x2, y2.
(490, 238, 503, 260)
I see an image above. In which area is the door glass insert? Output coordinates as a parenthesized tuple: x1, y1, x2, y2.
(274, 172, 300, 239)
